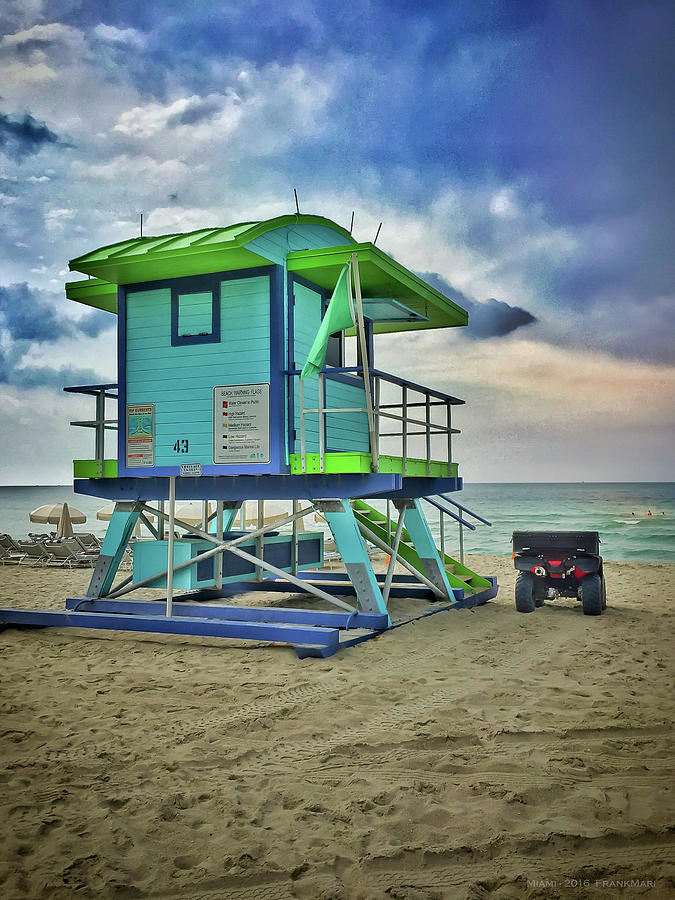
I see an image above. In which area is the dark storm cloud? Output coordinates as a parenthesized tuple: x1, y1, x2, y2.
(0, 111, 71, 161)
(168, 97, 223, 127)
(0, 283, 113, 343)
(0, 282, 112, 388)
(0, 346, 101, 389)
(420, 272, 537, 339)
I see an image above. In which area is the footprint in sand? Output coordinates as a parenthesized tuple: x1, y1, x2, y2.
(174, 854, 200, 870)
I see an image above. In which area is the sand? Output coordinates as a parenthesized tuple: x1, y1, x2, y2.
(0, 555, 673, 899)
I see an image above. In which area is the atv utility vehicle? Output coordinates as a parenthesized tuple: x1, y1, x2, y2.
(512, 531, 606, 615)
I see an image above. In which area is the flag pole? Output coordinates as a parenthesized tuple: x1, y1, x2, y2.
(350, 251, 379, 472)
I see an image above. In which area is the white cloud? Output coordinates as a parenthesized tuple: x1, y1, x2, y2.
(92, 24, 146, 48)
(81, 154, 196, 184)
(113, 95, 223, 139)
(44, 207, 76, 233)
(489, 188, 518, 219)
(1, 22, 81, 48)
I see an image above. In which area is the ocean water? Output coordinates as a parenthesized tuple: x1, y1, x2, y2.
(0, 483, 672, 563)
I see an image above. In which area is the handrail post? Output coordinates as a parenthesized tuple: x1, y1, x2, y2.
(318, 372, 325, 473)
(374, 375, 381, 468)
(299, 376, 306, 473)
(446, 400, 452, 468)
(425, 393, 431, 475)
(256, 501, 264, 582)
(95, 388, 105, 477)
(351, 252, 378, 472)
(291, 500, 299, 575)
(215, 501, 223, 589)
(459, 519, 464, 565)
(166, 476, 176, 617)
(440, 509, 445, 560)
(402, 385, 408, 472)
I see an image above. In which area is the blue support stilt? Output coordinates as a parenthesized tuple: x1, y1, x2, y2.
(86, 502, 143, 598)
(395, 498, 454, 599)
(316, 499, 390, 619)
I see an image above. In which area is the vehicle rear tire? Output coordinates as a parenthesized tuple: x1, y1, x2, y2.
(581, 574, 603, 616)
(601, 573, 607, 609)
(534, 585, 546, 608)
(515, 573, 536, 613)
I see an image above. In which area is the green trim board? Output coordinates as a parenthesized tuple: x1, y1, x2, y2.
(290, 453, 458, 477)
(73, 459, 118, 478)
(74, 455, 458, 479)
(66, 278, 118, 313)
(68, 215, 356, 292)
(287, 243, 468, 333)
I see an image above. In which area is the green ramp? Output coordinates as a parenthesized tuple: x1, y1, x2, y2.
(351, 499, 492, 596)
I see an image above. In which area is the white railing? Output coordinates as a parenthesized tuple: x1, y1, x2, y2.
(290, 366, 464, 474)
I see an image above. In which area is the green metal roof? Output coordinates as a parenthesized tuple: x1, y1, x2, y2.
(66, 214, 467, 331)
(287, 243, 468, 332)
(68, 214, 354, 289)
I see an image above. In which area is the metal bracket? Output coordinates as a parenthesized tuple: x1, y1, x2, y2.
(313, 499, 344, 513)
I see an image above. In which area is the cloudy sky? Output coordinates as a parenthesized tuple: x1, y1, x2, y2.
(1, 0, 673, 484)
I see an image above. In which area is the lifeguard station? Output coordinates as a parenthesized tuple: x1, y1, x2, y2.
(0, 214, 496, 656)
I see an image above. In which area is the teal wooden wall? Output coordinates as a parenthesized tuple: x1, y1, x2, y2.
(292, 283, 369, 454)
(245, 225, 348, 266)
(325, 380, 370, 452)
(125, 275, 270, 466)
(245, 224, 366, 458)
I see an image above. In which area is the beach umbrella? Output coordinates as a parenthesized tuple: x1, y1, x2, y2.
(30, 502, 86, 539)
(243, 500, 292, 528)
(97, 502, 155, 538)
(56, 503, 73, 538)
(173, 501, 215, 527)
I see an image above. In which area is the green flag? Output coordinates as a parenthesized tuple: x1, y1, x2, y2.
(300, 263, 355, 378)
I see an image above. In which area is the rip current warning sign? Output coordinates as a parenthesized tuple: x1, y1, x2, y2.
(213, 383, 270, 464)
(126, 404, 155, 467)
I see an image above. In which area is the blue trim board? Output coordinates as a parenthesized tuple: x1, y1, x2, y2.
(73, 473, 403, 500)
(117, 284, 126, 469)
(65, 598, 388, 631)
(286, 270, 295, 456)
(269, 264, 289, 473)
(170, 276, 221, 347)
(0, 608, 340, 653)
(0, 578, 497, 659)
(389, 477, 463, 497)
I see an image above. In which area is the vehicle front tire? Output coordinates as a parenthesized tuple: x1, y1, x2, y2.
(581, 574, 603, 616)
(515, 573, 536, 613)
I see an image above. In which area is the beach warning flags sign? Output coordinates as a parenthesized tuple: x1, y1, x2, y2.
(300, 263, 355, 379)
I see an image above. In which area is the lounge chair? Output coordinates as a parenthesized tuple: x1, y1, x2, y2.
(322, 538, 342, 569)
(17, 540, 53, 566)
(43, 539, 96, 568)
(73, 532, 101, 550)
(0, 544, 23, 565)
(0, 533, 24, 554)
